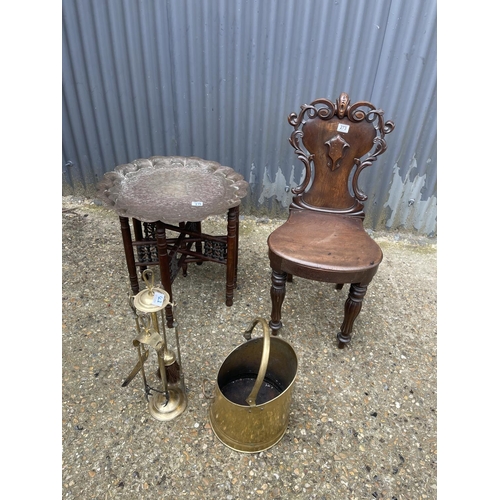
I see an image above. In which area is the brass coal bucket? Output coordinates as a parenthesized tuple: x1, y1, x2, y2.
(206, 317, 298, 453)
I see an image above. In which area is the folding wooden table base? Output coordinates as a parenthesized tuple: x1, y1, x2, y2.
(118, 205, 240, 326)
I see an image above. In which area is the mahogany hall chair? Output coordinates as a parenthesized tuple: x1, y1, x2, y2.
(268, 92, 394, 348)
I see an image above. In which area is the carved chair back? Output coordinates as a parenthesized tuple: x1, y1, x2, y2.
(289, 92, 395, 218)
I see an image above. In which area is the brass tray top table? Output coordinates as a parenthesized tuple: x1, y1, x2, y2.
(97, 156, 249, 326)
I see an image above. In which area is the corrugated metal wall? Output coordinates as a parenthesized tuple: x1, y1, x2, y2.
(62, 0, 437, 236)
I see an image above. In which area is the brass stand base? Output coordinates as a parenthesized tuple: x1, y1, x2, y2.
(148, 388, 187, 421)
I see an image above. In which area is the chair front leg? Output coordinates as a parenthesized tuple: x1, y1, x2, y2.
(270, 269, 287, 335)
(337, 283, 367, 348)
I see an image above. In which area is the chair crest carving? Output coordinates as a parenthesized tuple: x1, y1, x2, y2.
(288, 92, 395, 217)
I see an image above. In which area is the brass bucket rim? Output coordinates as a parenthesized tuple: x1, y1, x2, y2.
(216, 356, 298, 409)
(216, 318, 297, 407)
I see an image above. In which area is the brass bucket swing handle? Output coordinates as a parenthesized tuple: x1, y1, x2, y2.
(243, 318, 271, 407)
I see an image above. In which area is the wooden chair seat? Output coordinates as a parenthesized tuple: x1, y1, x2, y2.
(268, 210, 382, 284)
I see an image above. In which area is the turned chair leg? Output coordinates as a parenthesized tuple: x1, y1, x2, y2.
(269, 269, 287, 335)
(337, 283, 367, 348)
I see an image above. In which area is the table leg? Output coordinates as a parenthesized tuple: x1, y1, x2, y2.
(225, 205, 238, 306)
(234, 206, 240, 285)
(155, 221, 174, 327)
(119, 216, 140, 295)
(132, 218, 150, 276)
(194, 222, 203, 264)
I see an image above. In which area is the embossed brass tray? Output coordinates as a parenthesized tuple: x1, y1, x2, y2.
(97, 155, 248, 223)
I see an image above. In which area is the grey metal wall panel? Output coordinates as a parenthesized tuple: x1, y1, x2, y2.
(62, 0, 437, 235)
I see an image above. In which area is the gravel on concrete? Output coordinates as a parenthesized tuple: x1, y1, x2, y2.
(61, 195, 437, 499)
